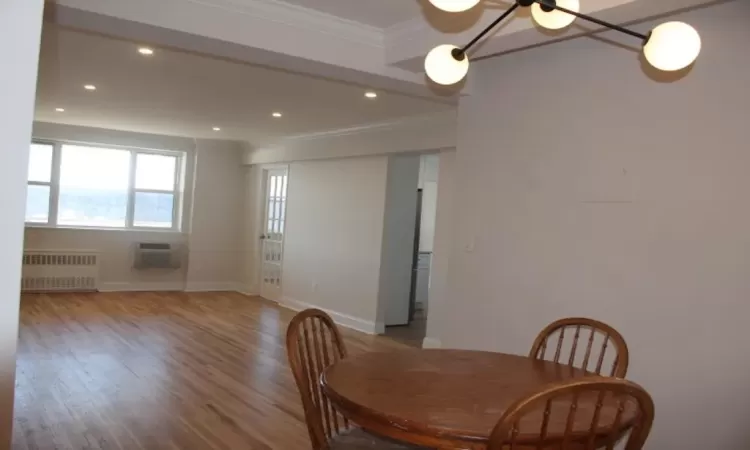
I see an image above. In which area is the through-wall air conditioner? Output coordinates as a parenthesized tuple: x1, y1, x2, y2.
(133, 243, 182, 270)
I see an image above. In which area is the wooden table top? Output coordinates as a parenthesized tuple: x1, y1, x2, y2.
(321, 349, 636, 448)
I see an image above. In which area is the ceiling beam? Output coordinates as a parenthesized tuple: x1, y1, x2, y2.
(245, 111, 457, 164)
(44, 0, 459, 103)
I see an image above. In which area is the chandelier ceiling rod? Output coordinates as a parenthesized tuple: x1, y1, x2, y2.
(455, 3, 519, 59)
(537, 0, 648, 41)
(456, 0, 647, 62)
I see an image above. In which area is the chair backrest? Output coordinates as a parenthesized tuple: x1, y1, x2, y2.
(487, 377, 654, 450)
(529, 318, 629, 378)
(286, 309, 350, 450)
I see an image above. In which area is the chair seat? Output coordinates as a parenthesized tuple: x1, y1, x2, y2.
(328, 427, 425, 450)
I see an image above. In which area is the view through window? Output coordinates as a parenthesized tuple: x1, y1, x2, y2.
(134, 153, 177, 228)
(25, 142, 182, 230)
(26, 143, 54, 224)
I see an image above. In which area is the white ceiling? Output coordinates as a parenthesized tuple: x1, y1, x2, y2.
(34, 24, 453, 144)
(276, 0, 425, 28)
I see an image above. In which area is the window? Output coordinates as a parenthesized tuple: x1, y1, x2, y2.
(58, 145, 131, 227)
(25, 142, 182, 230)
(133, 153, 177, 228)
(25, 143, 54, 223)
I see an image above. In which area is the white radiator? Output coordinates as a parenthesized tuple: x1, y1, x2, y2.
(21, 250, 100, 292)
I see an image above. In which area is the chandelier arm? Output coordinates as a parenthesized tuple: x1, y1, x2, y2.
(455, 3, 520, 59)
(534, 0, 649, 41)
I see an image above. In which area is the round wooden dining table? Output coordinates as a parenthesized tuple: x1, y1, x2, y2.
(321, 349, 636, 449)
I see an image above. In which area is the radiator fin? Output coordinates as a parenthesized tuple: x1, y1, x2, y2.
(22, 276, 98, 292)
(21, 251, 100, 292)
(22, 253, 98, 266)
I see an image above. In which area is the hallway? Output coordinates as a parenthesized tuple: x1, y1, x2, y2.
(383, 310, 427, 348)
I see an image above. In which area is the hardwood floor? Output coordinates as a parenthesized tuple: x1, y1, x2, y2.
(384, 310, 427, 348)
(12, 292, 408, 450)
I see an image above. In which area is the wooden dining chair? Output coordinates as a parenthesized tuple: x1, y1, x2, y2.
(529, 318, 629, 378)
(487, 377, 655, 450)
(286, 309, 422, 450)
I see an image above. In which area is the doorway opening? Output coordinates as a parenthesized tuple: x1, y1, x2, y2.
(384, 154, 439, 347)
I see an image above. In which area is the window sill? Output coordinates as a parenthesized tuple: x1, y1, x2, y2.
(24, 224, 184, 234)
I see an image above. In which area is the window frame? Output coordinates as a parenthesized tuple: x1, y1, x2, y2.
(27, 140, 184, 232)
(129, 149, 183, 230)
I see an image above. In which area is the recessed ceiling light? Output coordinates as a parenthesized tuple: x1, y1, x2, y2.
(138, 47, 154, 56)
(272, 112, 282, 118)
(212, 127, 221, 131)
(84, 84, 96, 91)
(55, 108, 65, 112)
(365, 91, 378, 99)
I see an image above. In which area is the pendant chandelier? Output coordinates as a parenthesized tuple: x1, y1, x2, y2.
(425, 0, 701, 85)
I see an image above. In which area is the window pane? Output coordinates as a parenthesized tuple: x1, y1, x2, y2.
(269, 176, 277, 199)
(273, 175, 282, 198)
(134, 192, 174, 228)
(269, 199, 277, 220)
(135, 153, 176, 191)
(28, 143, 53, 183)
(58, 145, 130, 227)
(25, 185, 50, 223)
(280, 175, 288, 198)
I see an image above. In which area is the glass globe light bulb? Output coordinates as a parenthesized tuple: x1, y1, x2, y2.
(643, 22, 701, 71)
(425, 45, 470, 86)
(531, 0, 579, 30)
(428, 0, 481, 13)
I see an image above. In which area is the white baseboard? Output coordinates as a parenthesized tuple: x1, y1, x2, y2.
(184, 282, 245, 292)
(422, 337, 442, 349)
(235, 284, 259, 297)
(280, 296, 382, 335)
(99, 281, 185, 292)
(99, 281, 258, 295)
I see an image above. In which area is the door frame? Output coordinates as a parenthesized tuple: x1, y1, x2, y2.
(257, 163, 289, 302)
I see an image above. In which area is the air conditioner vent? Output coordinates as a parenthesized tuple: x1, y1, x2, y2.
(134, 243, 181, 270)
(138, 243, 171, 250)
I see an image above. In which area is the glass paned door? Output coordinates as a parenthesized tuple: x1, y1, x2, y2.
(260, 168, 288, 301)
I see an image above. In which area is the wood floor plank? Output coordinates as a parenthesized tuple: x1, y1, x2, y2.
(13, 292, 407, 450)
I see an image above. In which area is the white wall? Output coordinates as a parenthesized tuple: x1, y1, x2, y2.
(185, 139, 247, 291)
(240, 164, 265, 295)
(28, 123, 247, 292)
(1, 0, 44, 447)
(281, 157, 389, 333)
(429, 2, 750, 448)
(24, 228, 188, 291)
(418, 154, 440, 252)
(379, 154, 420, 327)
(424, 150, 455, 348)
